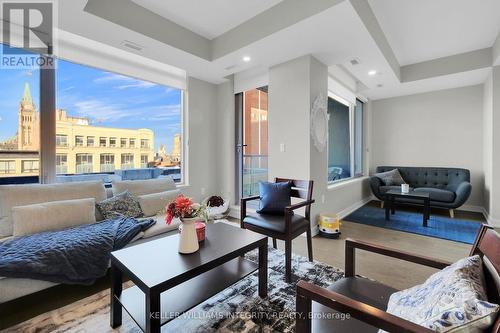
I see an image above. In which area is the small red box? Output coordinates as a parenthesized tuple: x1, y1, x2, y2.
(195, 222, 206, 242)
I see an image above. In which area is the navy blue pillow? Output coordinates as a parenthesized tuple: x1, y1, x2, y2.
(256, 181, 292, 215)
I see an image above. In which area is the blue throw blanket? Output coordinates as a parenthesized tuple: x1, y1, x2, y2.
(0, 217, 155, 285)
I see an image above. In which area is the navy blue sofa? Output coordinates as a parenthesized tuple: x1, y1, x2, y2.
(370, 166, 472, 215)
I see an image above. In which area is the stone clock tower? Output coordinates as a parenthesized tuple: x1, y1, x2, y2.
(17, 82, 40, 150)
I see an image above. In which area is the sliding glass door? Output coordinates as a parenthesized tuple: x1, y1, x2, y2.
(235, 87, 268, 201)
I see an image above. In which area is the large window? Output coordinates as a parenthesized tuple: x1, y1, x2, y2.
(0, 46, 184, 184)
(0, 161, 15, 174)
(76, 154, 93, 174)
(100, 154, 115, 172)
(56, 59, 183, 182)
(121, 154, 134, 170)
(327, 95, 364, 183)
(22, 160, 39, 173)
(56, 154, 68, 174)
(0, 44, 41, 181)
(56, 134, 68, 147)
(141, 154, 149, 168)
(75, 136, 84, 146)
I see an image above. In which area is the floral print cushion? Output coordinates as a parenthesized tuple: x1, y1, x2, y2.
(96, 191, 144, 220)
(383, 255, 499, 333)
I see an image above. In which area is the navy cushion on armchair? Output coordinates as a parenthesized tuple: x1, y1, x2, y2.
(256, 181, 292, 215)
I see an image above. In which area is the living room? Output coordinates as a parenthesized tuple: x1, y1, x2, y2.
(0, 1, 499, 332)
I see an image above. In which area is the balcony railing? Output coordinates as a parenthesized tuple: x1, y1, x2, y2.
(100, 164, 115, 172)
(76, 164, 93, 174)
(243, 154, 268, 197)
(121, 163, 134, 170)
(56, 165, 68, 174)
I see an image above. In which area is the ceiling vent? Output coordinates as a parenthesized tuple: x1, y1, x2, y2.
(120, 40, 143, 52)
(224, 64, 237, 71)
(350, 58, 360, 66)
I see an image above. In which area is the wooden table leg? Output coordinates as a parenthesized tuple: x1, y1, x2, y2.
(423, 199, 430, 227)
(146, 290, 161, 333)
(385, 196, 390, 220)
(110, 265, 122, 328)
(258, 242, 268, 298)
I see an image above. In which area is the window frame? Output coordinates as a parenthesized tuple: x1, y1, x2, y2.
(21, 160, 39, 174)
(326, 92, 365, 187)
(56, 134, 68, 147)
(56, 154, 68, 174)
(75, 135, 84, 147)
(75, 153, 93, 174)
(0, 160, 16, 174)
(0, 49, 187, 185)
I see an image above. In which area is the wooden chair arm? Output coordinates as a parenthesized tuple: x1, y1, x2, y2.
(285, 199, 315, 212)
(240, 195, 260, 228)
(241, 195, 260, 203)
(296, 280, 433, 333)
(345, 238, 452, 277)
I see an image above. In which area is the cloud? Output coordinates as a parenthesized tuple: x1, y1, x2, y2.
(72, 100, 181, 124)
(116, 81, 157, 90)
(93, 72, 132, 84)
(94, 72, 157, 90)
(141, 104, 181, 121)
(73, 100, 140, 122)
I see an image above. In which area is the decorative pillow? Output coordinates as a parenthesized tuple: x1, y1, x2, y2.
(374, 169, 406, 186)
(382, 255, 499, 333)
(111, 177, 176, 197)
(137, 189, 181, 217)
(96, 191, 143, 220)
(12, 198, 96, 236)
(256, 181, 292, 215)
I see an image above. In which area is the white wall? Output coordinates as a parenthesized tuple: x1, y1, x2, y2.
(215, 77, 237, 205)
(182, 77, 218, 202)
(483, 66, 500, 225)
(267, 55, 373, 231)
(371, 85, 484, 209)
(268, 56, 311, 180)
(483, 73, 493, 216)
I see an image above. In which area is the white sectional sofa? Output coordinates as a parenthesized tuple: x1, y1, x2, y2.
(0, 177, 181, 303)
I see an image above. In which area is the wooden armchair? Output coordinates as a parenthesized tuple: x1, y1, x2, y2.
(296, 224, 500, 333)
(241, 178, 315, 282)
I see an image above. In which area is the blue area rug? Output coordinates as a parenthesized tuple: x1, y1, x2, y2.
(344, 205, 481, 244)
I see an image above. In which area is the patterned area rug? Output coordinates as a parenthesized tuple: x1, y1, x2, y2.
(2, 247, 344, 333)
(345, 205, 481, 244)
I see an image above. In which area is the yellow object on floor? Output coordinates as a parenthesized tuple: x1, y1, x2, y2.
(319, 213, 341, 239)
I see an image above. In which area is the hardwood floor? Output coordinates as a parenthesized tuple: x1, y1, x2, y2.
(0, 205, 486, 330)
(274, 220, 472, 289)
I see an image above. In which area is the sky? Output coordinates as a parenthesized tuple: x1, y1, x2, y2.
(0, 56, 182, 153)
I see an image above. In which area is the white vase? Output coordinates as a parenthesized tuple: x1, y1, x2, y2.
(178, 218, 199, 254)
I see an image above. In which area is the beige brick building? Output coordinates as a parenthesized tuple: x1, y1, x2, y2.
(0, 83, 155, 177)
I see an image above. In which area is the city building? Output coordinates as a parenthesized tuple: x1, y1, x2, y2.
(0, 83, 155, 177)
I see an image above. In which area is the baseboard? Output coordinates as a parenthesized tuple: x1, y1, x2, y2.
(337, 196, 374, 220)
(482, 209, 500, 227)
(460, 204, 485, 214)
(229, 205, 240, 219)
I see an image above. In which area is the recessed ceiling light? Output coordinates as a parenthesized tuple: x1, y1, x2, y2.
(368, 70, 377, 76)
(243, 56, 251, 62)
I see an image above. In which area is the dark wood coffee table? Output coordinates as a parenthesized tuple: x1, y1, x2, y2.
(110, 222, 268, 333)
(384, 190, 431, 227)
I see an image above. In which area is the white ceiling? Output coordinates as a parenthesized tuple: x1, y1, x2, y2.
(56, 0, 499, 100)
(131, 0, 283, 39)
(368, 0, 500, 65)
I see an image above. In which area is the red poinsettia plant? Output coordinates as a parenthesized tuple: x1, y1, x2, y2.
(165, 194, 208, 225)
